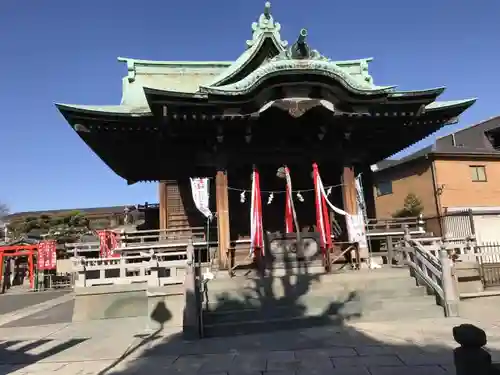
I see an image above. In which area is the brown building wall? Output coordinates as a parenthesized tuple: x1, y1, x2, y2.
(373, 159, 438, 219)
(434, 159, 500, 209)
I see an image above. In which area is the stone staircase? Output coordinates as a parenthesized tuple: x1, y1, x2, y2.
(202, 260, 445, 337)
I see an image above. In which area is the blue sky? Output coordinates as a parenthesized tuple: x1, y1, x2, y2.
(0, 0, 498, 213)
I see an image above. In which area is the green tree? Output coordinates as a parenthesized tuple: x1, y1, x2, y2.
(393, 193, 424, 218)
(6, 211, 91, 257)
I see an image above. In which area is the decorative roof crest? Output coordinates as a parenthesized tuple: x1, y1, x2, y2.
(272, 28, 329, 62)
(246, 2, 288, 49)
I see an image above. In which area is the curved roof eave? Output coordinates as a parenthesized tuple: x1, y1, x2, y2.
(389, 87, 446, 99)
(335, 57, 374, 65)
(55, 103, 152, 117)
(425, 98, 477, 112)
(199, 59, 395, 97)
(143, 87, 208, 100)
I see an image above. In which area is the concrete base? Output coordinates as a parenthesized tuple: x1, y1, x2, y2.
(72, 283, 149, 321)
(455, 262, 484, 295)
(72, 283, 186, 334)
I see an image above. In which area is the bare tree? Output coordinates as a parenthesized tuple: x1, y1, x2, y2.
(0, 202, 8, 242)
(0, 202, 8, 220)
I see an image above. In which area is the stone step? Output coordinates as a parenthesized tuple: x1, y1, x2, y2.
(204, 272, 418, 296)
(211, 267, 413, 282)
(227, 257, 327, 269)
(213, 262, 363, 278)
(203, 285, 428, 308)
(202, 301, 444, 337)
(203, 295, 441, 325)
(200, 267, 439, 338)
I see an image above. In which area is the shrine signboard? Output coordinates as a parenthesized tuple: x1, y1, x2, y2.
(37, 240, 57, 271)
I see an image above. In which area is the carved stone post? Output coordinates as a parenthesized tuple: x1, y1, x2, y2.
(148, 258, 160, 287)
(183, 239, 200, 340)
(440, 245, 459, 317)
(403, 224, 411, 243)
(119, 257, 126, 279)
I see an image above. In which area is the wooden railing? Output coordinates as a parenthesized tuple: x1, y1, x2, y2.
(408, 236, 500, 264)
(65, 241, 100, 257)
(65, 227, 216, 257)
(366, 215, 425, 237)
(399, 226, 459, 317)
(406, 235, 500, 294)
(119, 227, 207, 247)
(402, 236, 474, 265)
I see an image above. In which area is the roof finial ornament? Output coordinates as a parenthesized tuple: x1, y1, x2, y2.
(272, 27, 329, 62)
(264, 2, 271, 19)
(291, 28, 310, 59)
(246, 2, 288, 49)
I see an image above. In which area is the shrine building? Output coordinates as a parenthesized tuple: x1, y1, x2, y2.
(56, 3, 475, 267)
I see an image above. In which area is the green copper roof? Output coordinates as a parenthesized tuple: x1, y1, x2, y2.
(119, 2, 387, 102)
(56, 97, 476, 120)
(117, 57, 232, 84)
(200, 58, 394, 96)
(203, 3, 383, 93)
(57, 1, 476, 121)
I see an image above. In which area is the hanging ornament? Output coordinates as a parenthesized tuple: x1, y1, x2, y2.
(326, 187, 332, 197)
(240, 191, 246, 203)
(267, 192, 274, 205)
(296, 191, 304, 202)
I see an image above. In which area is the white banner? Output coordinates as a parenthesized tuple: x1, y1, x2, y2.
(346, 214, 367, 247)
(316, 171, 367, 248)
(352, 175, 368, 249)
(190, 177, 212, 219)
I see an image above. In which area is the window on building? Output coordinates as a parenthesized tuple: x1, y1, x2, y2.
(470, 165, 487, 182)
(376, 181, 393, 196)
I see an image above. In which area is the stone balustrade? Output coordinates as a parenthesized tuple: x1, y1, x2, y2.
(72, 253, 187, 287)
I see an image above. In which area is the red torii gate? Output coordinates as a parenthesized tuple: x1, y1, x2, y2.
(0, 244, 36, 289)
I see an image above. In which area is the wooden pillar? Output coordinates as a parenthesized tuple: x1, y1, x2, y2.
(28, 252, 34, 289)
(158, 182, 168, 230)
(342, 166, 357, 216)
(215, 170, 230, 269)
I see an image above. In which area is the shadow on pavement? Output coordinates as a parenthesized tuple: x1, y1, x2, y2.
(103, 255, 500, 375)
(1, 257, 498, 374)
(0, 290, 70, 316)
(0, 337, 87, 375)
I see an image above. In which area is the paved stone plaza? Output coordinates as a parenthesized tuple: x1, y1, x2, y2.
(0, 294, 498, 374)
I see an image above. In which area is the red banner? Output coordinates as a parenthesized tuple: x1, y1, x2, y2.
(250, 169, 264, 257)
(313, 163, 332, 251)
(98, 230, 120, 258)
(37, 240, 57, 271)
